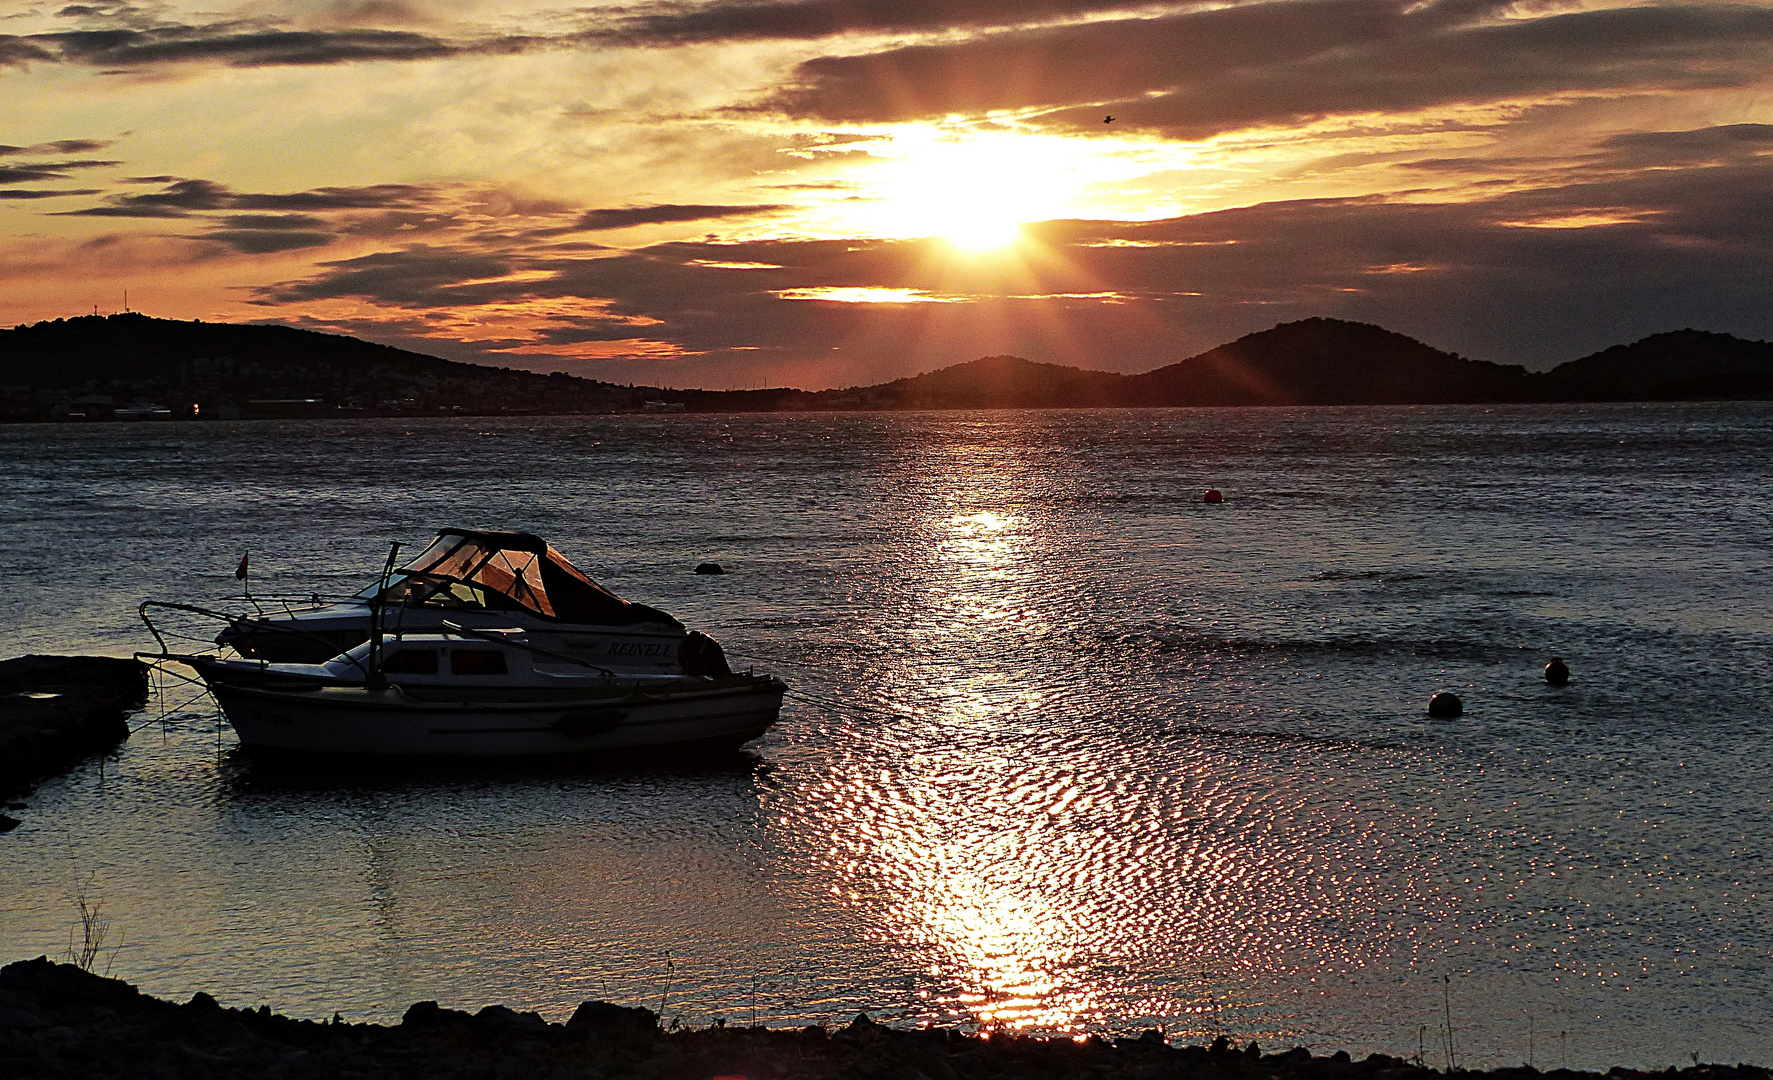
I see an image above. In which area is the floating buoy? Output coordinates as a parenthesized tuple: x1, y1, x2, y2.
(694, 562, 725, 575)
(1544, 657, 1570, 686)
(1427, 692, 1464, 718)
(1203, 488, 1224, 503)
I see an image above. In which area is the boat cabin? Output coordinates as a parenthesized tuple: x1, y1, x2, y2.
(315, 631, 682, 689)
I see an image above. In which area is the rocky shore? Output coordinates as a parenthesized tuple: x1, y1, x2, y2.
(0, 655, 148, 817)
(2, 958, 1766, 1080)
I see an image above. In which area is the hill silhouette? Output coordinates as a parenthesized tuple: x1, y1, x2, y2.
(1125, 318, 1534, 405)
(0, 312, 638, 418)
(3, 313, 1770, 420)
(865, 355, 1127, 409)
(1544, 329, 1773, 400)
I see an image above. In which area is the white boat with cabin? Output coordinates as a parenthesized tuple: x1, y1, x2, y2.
(167, 628, 786, 758)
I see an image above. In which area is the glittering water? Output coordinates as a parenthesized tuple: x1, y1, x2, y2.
(1, 405, 1769, 1069)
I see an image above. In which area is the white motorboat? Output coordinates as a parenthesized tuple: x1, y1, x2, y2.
(165, 628, 786, 758)
(214, 529, 718, 676)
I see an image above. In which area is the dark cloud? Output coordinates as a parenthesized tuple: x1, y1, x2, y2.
(0, 138, 111, 156)
(0, 35, 56, 65)
(256, 246, 524, 307)
(0, 159, 118, 183)
(216, 213, 329, 230)
(57, 177, 229, 215)
(57, 177, 443, 218)
(768, 1, 1773, 138)
(35, 26, 500, 67)
(231, 185, 435, 211)
(0, 187, 102, 198)
(593, 0, 1178, 46)
(576, 203, 792, 231)
(199, 228, 336, 254)
(1598, 123, 1773, 168)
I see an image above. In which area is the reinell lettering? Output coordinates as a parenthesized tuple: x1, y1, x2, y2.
(606, 641, 675, 657)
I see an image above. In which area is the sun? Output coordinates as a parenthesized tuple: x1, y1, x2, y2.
(862, 131, 1083, 251)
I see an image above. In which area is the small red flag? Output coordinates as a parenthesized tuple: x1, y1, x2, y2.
(235, 552, 249, 580)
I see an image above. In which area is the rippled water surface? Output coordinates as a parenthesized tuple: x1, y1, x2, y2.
(2, 405, 1769, 1068)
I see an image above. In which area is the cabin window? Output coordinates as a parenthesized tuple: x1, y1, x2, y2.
(383, 649, 439, 674)
(450, 650, 508, 676)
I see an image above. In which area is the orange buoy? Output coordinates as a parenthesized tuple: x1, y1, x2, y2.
(1203, 489, 1224, 503)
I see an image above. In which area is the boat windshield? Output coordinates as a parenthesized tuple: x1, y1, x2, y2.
(373, 530, 682, 627)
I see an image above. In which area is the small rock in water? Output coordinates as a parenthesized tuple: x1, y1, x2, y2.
(1427, 692, 1464, 718)
(0, 814, 19, 833)
(1545, 657, 1570, 685)
(694, 562, 725, 575)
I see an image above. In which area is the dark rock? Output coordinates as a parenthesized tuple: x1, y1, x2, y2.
(564, 999, 657, 1035)
(474, 1003, 551, 1036)
(401, 1000, 470, 1027)
(694, 562, 726, 575)
(0, 956, 148, 1013)
(0, 814, 18, 832)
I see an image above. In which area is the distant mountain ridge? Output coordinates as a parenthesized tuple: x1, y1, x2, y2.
(2, 312, 1770, 420)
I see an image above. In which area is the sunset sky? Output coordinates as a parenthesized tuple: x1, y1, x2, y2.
(2, 0, 1770, 389)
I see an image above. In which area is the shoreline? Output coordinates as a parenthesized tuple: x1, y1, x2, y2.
(3, 958, 1766, 1080)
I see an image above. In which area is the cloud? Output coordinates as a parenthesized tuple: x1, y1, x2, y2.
(57, 176, 230, 215)
(591, 0, 1182, 46)
(0, 187, 103, 199)
(198, 228, 336, 253)
(766, 1, 1773, 138)
(575, 202, 792, 231)
(57, 177, 444, 217)
(0, 159, 118, 183)
(0, 138, 111, 155)
(34, 25, 508, 67)
(255, 246, 527, 307)
(1597, 122, 1773, 168)
(0, 35, 56, 65)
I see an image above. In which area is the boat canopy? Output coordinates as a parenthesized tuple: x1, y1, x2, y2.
(380, 529, 681, 628)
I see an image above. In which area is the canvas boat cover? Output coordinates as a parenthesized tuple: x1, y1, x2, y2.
(381, 529, 682, 628)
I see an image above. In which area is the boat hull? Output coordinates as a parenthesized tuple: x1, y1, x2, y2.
(206, 676, 785, 758)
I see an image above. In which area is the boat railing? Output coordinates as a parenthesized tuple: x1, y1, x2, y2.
(137, 600, 373, 680)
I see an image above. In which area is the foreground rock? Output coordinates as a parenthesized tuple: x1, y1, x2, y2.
(0, 656, 147, 804)
(3, 959, 1767, 1080)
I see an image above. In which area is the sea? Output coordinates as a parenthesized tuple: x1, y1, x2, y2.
(1, 404, 1768, 1069)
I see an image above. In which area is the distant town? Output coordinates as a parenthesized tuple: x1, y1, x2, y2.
(2, 312, 1771, 423)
